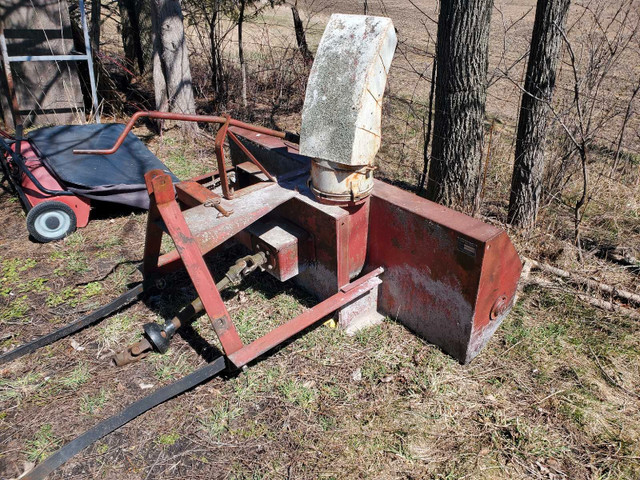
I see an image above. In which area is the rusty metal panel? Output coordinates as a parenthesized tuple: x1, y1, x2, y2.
(180, 183, 296, 255)
(228, 126, 310, 176)
(226, 128, 521, 363)
(247, 221, 308, 282)
(366, 180, 521, 364)
(176, 181, 221, 208)
(342, 202, 369, 283)
(271, 194, 349, 299)
(229, 128, 371, 290)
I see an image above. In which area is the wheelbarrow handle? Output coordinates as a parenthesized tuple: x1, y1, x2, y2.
(72, 111, 299, 155)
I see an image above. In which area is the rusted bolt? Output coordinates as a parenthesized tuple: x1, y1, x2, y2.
(203, 198, 221, 207)
(490, 295, 509, 321)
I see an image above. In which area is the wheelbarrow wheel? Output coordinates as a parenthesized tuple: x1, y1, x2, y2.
(26, 201, 77, 243)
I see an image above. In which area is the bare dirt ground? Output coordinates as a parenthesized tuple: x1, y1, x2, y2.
(1, 0, 640, 479)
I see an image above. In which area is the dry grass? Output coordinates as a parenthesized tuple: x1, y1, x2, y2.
(0, 125, 638, 479)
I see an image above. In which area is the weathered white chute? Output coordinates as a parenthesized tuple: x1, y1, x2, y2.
(300, 14, 397, 204)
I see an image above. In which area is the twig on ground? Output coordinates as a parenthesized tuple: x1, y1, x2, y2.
(536, 388, 566, 405)
(588, 345, 640, 400)
(523, 276, 640, 320)
(524, 257, 640, 306)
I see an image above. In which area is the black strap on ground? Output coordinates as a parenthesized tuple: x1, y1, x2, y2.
(0, 282, 147, 365)
(23, 356, 228, 480)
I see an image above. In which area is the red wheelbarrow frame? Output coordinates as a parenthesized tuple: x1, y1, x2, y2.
(0, 133, 91, 230)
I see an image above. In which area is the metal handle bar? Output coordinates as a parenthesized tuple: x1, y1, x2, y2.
(72, 111, 299, 155)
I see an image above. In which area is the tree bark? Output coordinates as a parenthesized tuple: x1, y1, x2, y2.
(291, 3, 313, 65)
(209, 1, 227, 106)
(150, 0, 197, 122)
(417, 58, 436, 194)
(238, 0, 247, 107)
(508, 0, 571, 228)
(90, 0, 100, 55)
(426, 0, 493, 213)
(118, 0, 150, 74)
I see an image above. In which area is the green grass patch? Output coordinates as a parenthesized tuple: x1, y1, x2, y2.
(52, 251, 89, 276)
(199, 402, 243, 438)
(157, 431, 181, 446)
(97, 313, 139, 349)
(149, 352, 194, 381)
(277, 378, 317, 409)
(0, 294, 29, 322)
(47, 286, 80, 307)
(0, 372, 43, 402)
(24, 424, 61, 462)
(80, 388, 109, 415)
(1, 258, 37, 295)
(59, 363, 90, 389)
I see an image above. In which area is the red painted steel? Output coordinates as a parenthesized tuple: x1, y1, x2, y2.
(366, 180, 521, 364)
(271, 197, 351, 299)
(176, 180, 232, 217)
(228, 267, 384, 368)
(15, 141, 91, 227)
(214, 116, 233, 199)
(176, 181, 221, 208)
(137, 125, 521, 366)
(181, 184, 296, 256)
(247, 220, 309, 282)
(72, 111, 290, 156)
(150, 183, 296, 274)
(140, 167, 385, 369)
(227, 130, 276, 182)
(69, 111, 281, 202)
(225, 129, 522, 363)
(340, 201, 369, 286)
(144, 170, 244, 355)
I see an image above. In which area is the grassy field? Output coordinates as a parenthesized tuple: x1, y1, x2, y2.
(2, 0, 640, 478)
(1, 128, 638, 479)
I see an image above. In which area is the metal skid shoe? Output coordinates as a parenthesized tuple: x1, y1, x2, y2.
(23, 169, 384, 480)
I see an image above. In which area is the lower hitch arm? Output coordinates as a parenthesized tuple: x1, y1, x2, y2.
(113, 252, 267, 366)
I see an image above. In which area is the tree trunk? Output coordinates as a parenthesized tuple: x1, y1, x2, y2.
(118, 0, 150, 74)
(209, 2, 227, 106)
(90, 0, 100, 55)
(150, 0, 197, 122)
(417, 57, 436, 194)
(508, 0, 571, 228)
(291, 3, 313, 64)
(426, 0, 493, 213)
(238, 0, 247, 107)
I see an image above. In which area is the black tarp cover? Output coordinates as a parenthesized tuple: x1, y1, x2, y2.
(28, 124, 178, 209)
